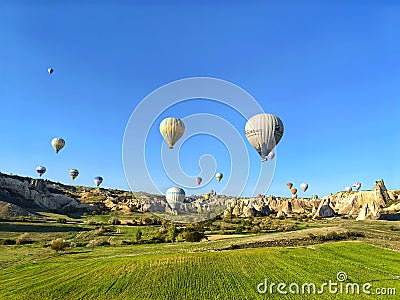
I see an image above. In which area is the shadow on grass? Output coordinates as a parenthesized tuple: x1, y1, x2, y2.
(0, 223, 90, 233)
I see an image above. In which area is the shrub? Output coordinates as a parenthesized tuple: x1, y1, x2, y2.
(146, 232, 165, 244)
(108, 217, 121, 225)
(56, 218, 67, 224)
(51, 238, 69, 251)
(143, 217, 153, 225)
(135, 229, 142, 243)
(166, 225, 177, 243)
(0, 239, 16, 245)
(183, 231, 205, 242)
(251, 225, 261, 234)
(235, 225, 244, 234)
(16, 233, 31, 245)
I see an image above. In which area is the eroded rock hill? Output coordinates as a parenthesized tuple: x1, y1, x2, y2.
(0, 172, 398, 221)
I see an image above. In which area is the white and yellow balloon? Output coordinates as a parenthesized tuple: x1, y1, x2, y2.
(159, 117, 185, 149)
(51, 138, 65, 154)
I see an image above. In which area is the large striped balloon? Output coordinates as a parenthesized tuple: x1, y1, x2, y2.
(159, 117, 185, 149)
(244, 113, 284, 162)
(165, 187, 185, 210)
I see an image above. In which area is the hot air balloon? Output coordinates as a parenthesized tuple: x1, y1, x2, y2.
(291, 188, 297, 195)
(215, 173, 223, 182)
(48, 68, 53, 74)
(94, 176, 103, 187)
(244, 113, 284, 162)
(286, 182, 293, 189)
(300, 183, 309, 192)
(159, 117, 185, 149)
(204, 194, 210, 200)
(196, 177, 202, 185)
(69, 169, 79, 181)
(51, 138, 65, 154)
(165, 187, 185, 210)
(268, 152, 275, 160)
(345, 186, 352, 192)
(36, 166, 46, 177)
(353, 182, 361, 191)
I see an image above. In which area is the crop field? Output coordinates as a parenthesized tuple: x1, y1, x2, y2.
(1, 218, 400, 300)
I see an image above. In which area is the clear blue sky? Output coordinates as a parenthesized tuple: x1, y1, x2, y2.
(1, 0, 399, 198)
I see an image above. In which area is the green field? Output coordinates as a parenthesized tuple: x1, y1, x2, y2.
(1, 218, 400, 299)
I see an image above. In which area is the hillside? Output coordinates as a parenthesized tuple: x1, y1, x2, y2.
(0, 172, 399, 221)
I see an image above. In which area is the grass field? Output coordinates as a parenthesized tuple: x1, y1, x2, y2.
(1, 218, 400, 299)
(1, 242, 399, 299)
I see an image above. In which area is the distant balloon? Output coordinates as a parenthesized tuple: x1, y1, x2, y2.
(36, 166, 46, 177)
(165, 187, 185, 210)
(244, 113, 284, 162)
(204, 194, 210, 200)
(292, 193, 297, 198)
(286, 182, 293, 190)
(51, 138, 65, 154)
(215, 173, 223, 182)
(353, 182, 361, 191)
(268, 152, 275, 160)
(291, 188, 297, 195)
(300, 183, 309, 192)
(48, 68, 53, 74)
(345, 186, 352, 193)
(69, 169, 79, 181)
(196, 177, 202, 185)
(94, 176, 103, 187)
(159, 117, 185, 149)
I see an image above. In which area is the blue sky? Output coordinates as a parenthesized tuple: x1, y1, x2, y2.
(1, 0, 399, 198)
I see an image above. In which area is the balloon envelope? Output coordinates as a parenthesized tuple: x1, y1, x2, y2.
(244, 113, 284, 162)
(291, 188, 297, 195)
(69, 169, 79, 181)
(345, 186, 352, 192)
(94, 176, 103, 187)
(165, 187, 185, 210)
(48, 68, 53, 74)
(51, 138, 65, 153)
(353, 182, 361, 191)
(286, 182, 293, 189)
(215, 173, 223, 182)
(300, 183, 308, 192)
(196, 177, 202, 185)
(204, 194, 210, 200)
(159, 117, 185, 149)
(36, 166, 46, 177)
